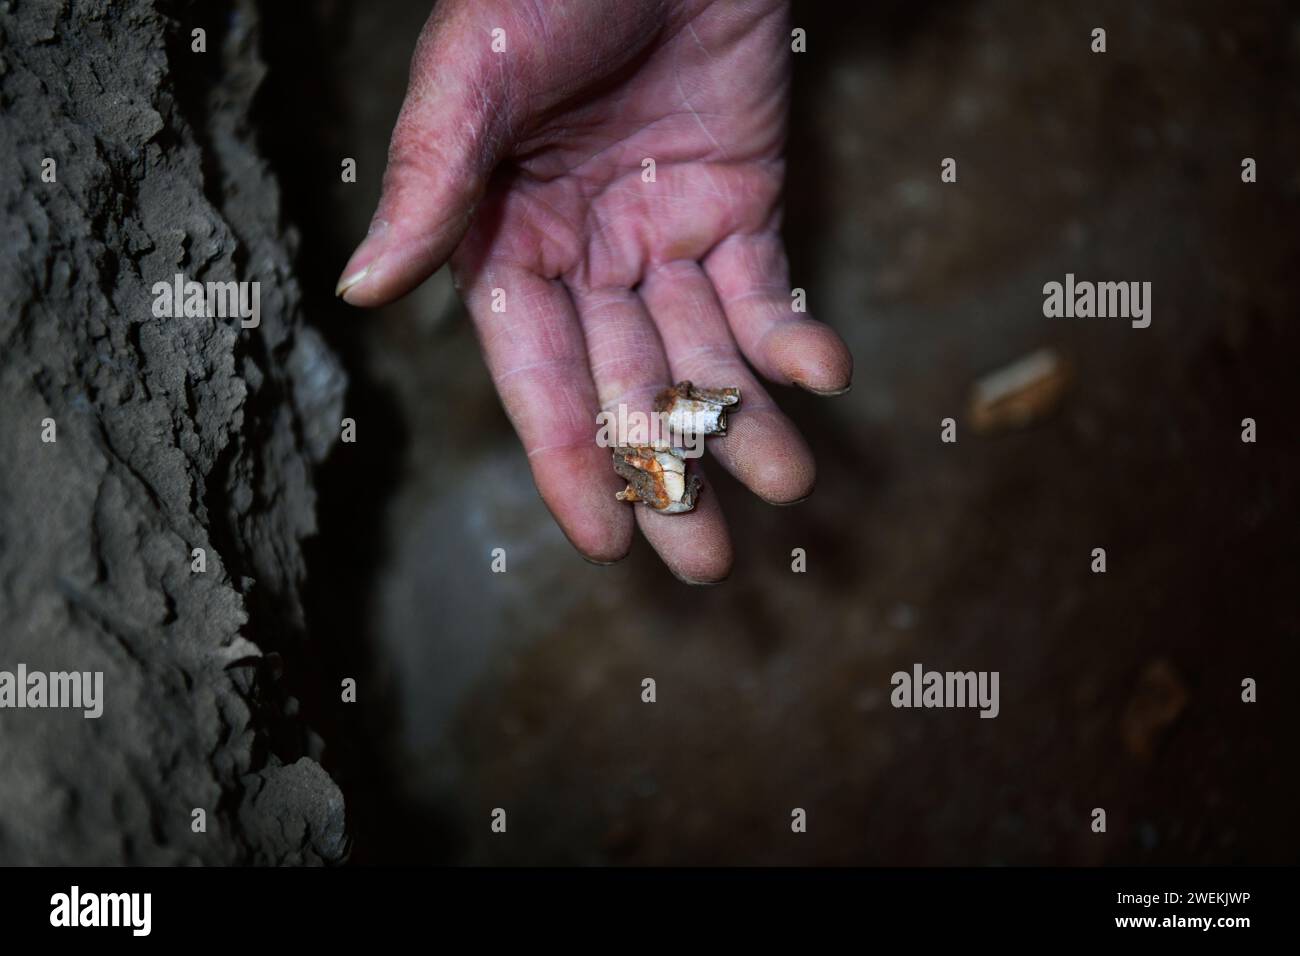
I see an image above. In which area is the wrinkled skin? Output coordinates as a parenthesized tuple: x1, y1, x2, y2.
(337, 0, 852, 583)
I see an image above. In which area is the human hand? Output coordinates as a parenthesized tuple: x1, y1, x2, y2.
(336, 0, 852, 583)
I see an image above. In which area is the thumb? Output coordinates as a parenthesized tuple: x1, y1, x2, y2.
(336, 7, 515, 307)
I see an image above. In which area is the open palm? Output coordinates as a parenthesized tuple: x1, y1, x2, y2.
(337, 0, 852, 583)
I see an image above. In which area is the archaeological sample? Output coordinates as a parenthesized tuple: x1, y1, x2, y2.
(611, 382, 741, 514)
(613, 446, 703, 514)
(654, 381, 741, 436)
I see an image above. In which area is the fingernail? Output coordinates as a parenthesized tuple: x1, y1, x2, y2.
(797, 380, 852, 397)
(674, 571, 728, 586)
(335, 264, 371, 299)
(335, 219, 389, 303)
(768, 491, 813, 507)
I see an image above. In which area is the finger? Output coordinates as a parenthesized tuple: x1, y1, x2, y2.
(636, 474, 734, 585)
(571, 286, 670, 415)
(336, 5, 515, 307)
(704, 232, 853, 394)
(458, 262, 632, 563)
(571, 286, 732, 583)
(640, 262, 816, 504)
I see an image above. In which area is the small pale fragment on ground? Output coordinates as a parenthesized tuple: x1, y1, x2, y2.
(613, 446, 702, 514)
(969, 348, 1071, 433)
(654, 381, 741, 437)
(1121, 659, 1189, 760)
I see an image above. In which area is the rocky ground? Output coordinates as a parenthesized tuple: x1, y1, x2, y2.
(0, 0, 346, 864)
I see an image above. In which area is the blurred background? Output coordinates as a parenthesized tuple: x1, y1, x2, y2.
(254, 0, 1300, 864)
